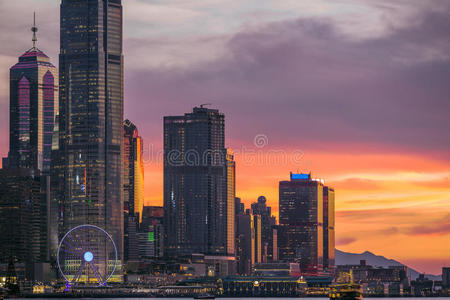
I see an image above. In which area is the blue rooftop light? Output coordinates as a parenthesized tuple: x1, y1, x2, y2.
(291, 173, 310, 180)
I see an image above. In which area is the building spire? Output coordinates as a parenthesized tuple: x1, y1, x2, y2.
(31, 12, 38, 49)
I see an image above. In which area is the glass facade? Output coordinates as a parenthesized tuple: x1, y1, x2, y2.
(278, 174, 324, 274)
(139, 206, 164, 259)
(57, 0, 124, 282)
(123, 119, 144, 222)
(251, 196, 277, 262)
(9, 47, 58, 172)
(163, 107, 233, 256)
(323, 186, 335, 274)
(226, 150, 236, 256)
(235, 213, 253, 275)
(0, 169, 45, 265)
(123, 119, 144, 262)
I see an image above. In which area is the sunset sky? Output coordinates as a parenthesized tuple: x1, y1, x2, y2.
(0, 0, 449, 274)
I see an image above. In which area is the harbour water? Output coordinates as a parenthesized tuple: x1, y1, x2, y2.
(15, 297, 450, 300)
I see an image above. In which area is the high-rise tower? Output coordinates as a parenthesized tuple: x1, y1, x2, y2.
(323, 186, 335, 274)
(164, 106, 234, 257)
(278, 173, 325, 275)
(251, 196, 277, 262)
(123, 119, 144, 262)
(4, 14, 57, 271)
(7, 14, 58, 172)
(57, 0, 124, 282)
(123, 119, 144, 223)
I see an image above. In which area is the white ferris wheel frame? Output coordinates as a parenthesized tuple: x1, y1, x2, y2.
(56, 224, 118, 285)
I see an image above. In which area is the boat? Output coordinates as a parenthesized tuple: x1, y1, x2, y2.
(329, 270, 363, 300)
(194, 293, 216, 299)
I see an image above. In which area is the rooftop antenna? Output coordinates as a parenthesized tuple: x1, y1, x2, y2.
(31, 12, 38, 49)
(200, 103, 212, 108)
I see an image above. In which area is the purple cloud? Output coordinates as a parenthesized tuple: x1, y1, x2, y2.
(406, 214, 450, 236)
(125, 5, 450, 159)
(1, 1, 449, 162)
(336, 237, 357, 246)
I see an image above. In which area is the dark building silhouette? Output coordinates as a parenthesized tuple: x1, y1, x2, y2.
(163, 106, 234, 257)
(323, 186, 335, 274)
(235, 212, 253, 275)
(123, 120, 144, 262)
(235, 199, 262, 275)
(56, 0, 124, 282)
(252, 214, 262, 266)
(139, 206, 164, 259)
(443, 267, 450, 288)
(235, 197, 244, 215)
(278, 173, 325, 274)
(0, 169, 46, 267)
(251, 196, 277, 262)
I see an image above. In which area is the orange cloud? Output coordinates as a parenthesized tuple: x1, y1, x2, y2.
(142, 143, 450, 274)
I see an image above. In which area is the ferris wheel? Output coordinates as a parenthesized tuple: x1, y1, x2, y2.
(57, 224, 118, 286)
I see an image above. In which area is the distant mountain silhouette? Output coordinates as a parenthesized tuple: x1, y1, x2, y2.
(335, 249, 441, 281)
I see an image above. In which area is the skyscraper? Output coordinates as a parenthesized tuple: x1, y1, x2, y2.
(57, 0, 124, 282)
(0, 169, 44, 266)
(252, 214, 262, 266)
(139, 206, 164, 259)
(7, 15, 58, 172)
(123, 120, 144, 262)
(278, 173, 325, 275)
(323, 186, 335, 274)
(164, 106, 233, 256)
(251, 196, 277, 262)
(226, 150, 236, 256)
(123, 119, 144, 222)
(3, 15, 56, 276)
(443, 267, 450, 288)
(235, 209, 262, 275)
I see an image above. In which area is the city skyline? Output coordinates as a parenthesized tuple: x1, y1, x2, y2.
(0, 0, 449, 275)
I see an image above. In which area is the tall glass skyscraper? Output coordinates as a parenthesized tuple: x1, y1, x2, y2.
(123, 119, 144, 223)
(164, 106, 235, 257)
(4, 16, 57, 272)
(7, 20, 58, 172)
(278, 173, 324, 275)
(251, 196, 277, 262)
(226, 150, 236, 256)
(57, 0, 124, 282)
(323, 186, 335, 274)
(123, 119, 144, 262)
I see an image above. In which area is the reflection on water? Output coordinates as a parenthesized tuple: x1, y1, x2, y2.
(12, 297, 450, 300)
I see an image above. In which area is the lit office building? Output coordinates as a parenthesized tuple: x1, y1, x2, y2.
(123, 119, 144, 222)
(139, 206, 164, 258)
(3, 16, 57, 271)
(164, 106, 234, 256)
(443, 267, 450, 288)
(278, 173, 325, 274)
(252, 214, 262, 266)
(6, 17, 58, 172)
(251, 196, 277, 262)
(0, 169, 45, 267)
(56, 0, 125, 282)
(235, 204, 262, 275)
(323, 186, 335, 274)
(226, 150, 236, 255)
(123, 120, 144, 262)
